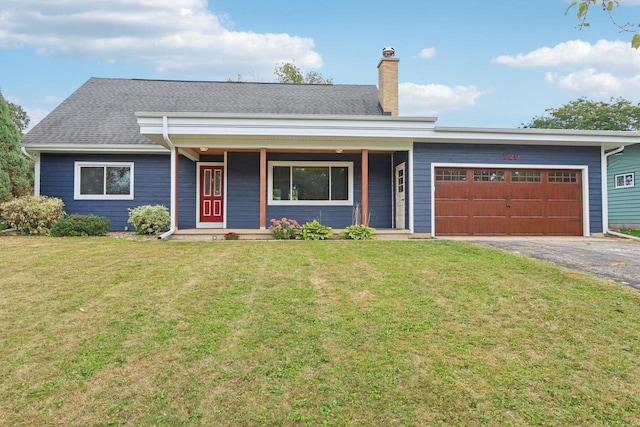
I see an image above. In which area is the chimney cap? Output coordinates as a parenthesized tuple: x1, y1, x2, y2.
(382, 47, 395, 58)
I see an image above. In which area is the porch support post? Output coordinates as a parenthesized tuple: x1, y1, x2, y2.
(361, 149, 369, 225)
(260, 148, 267, 229)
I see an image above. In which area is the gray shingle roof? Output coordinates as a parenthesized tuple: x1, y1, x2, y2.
(22, 77, 383, 146)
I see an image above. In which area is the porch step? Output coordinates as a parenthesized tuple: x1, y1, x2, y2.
(167, 228, 421, 241)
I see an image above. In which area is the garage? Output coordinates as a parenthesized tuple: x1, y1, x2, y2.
(434, 168, 583, 236)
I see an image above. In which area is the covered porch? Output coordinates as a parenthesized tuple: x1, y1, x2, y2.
(135, 113, 437, 238)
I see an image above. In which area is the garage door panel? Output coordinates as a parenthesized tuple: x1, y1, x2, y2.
(547, 219, 583, 236)
(547, 201, 582, 218)
(435, 201, 469, 217)
(435, 217, 471, 236)
(435, 168, 583, 236)
(471, 218, 508, 235)
(470, 185, 507, 200)
(508, 218, 547, 236)
(435, 183, 469, 199)
(510, 201, 545, 217)
(471, 202, 508, 217)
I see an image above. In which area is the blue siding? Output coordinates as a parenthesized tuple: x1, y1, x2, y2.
(40, 153, 170, 231)
(227, 152, 261, 228)
(368, 153, 393, 228)
(412, 143, 603, 234)
(178, 156, 197, 229)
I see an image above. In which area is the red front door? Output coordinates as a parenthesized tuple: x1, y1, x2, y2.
(199, 165, 224, 223)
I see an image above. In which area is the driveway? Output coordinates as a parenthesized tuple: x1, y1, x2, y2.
(448, 236, 640, 290)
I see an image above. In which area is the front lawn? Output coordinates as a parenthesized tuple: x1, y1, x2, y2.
(1, 237, 639, 426)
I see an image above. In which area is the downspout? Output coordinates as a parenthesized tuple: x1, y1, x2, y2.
(21, 147, 40, 195)
(158, 116, 177, 240)
(602, 146, 640, 240)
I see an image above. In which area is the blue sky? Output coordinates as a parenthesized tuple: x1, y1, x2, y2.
(2, 0, 640, 131)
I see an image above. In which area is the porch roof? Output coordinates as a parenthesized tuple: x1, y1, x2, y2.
(135, 113, 438, 152)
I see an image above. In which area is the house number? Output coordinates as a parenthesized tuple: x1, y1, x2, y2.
(503, 154, 520, 161)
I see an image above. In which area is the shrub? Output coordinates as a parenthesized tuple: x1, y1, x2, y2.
(0, 195, 65, 235)
(340, 224, 376, 240)
(298, 219, 333, 240)
(51, 214, 111, 237)
(269, 217, 300, 239)
(127, 205, 170, 235)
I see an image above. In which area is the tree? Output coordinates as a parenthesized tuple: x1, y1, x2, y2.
(8, 101, 30, 133)
(0, 91, 32, 203)
(522, 97, 640, 131)
(274, 62, 333, 84)
(566, 1, 640, 48)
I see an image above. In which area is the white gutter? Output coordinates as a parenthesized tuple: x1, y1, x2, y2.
(602, 146, 640, 240)
(21, 147, 40, 195)
(158, 116, 177, 240)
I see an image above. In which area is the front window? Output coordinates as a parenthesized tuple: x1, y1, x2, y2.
(268, 161, 353, 205)
(74, 162, 134, 200)
(614, 173, 635, 189)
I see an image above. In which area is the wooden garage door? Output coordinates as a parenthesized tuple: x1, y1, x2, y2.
(435, 168, 583, 236)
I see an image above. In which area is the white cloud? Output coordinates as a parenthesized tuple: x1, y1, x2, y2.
(418, 47, 436, 59)
(493, 39, 640, 98)
(0, 0, 322, 78)
(492, 39, 640, 72)
(545, 68, 640, 97)
(399, 82, 491, 116)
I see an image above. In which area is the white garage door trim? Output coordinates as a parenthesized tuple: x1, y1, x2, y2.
(430, 163, 590, 238)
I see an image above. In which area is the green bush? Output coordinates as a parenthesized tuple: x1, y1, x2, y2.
(51, 214, 111, 237)
(0, 195, 65, 235)
(297, 219, 333, 240)
(127, 204, 170, 235)
(340, 224, 376, 240)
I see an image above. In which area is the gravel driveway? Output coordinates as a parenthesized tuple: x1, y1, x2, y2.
(450, 236, 640, 290)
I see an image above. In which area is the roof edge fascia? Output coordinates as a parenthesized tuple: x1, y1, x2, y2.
(431, 126, 640, 146)
(21, 143, 169, 154)
(135, 112, 439, 123)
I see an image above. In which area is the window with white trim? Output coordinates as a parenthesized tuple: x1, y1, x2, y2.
(268, 161, 353, 206)
(74, 162, 134, 200)
(614, 172, 635, 189)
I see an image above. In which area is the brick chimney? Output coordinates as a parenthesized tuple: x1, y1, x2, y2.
(378, 47, 399, 116)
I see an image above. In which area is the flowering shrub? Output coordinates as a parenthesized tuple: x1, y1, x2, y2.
(224, 231, 239, 240)
(127, 204, 170, 235)
(269, 217, 300, 239)
(0, 195, 65, 235)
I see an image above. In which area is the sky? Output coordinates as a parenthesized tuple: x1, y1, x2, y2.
(3, 0, 640, 132)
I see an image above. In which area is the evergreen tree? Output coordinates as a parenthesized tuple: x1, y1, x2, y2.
(0, 91, 32, 203)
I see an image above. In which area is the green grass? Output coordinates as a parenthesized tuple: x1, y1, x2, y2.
(621, 229, 640, 238)
(1, 236, 639, 426)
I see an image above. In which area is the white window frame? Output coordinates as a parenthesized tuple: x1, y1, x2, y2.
(614, 172, 635, 189)
(268, 161, 354, 206)
(74, 161, 134, 200)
